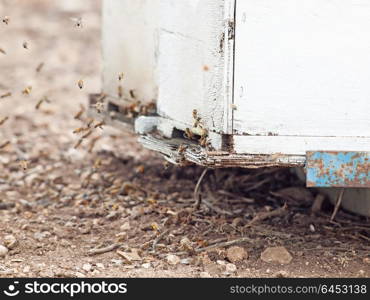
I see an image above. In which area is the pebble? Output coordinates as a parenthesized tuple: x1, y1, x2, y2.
(226, 246, 248, 263)
(120, 222, 131, 231)
(166, 254, 180, 265)
(261, 246, 293, 265)
(82, 263, 92, 272)
(199, 272, 211, 278)
(4, 235, 18, 249)
(142, 263, 151, 269)
(0, 245, 9, 257)
(225, 263, 237, 273)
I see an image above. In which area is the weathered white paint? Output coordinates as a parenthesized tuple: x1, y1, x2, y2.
(234, 136, 370, 155)
(102, 0, 234, 137)
(233, 0, 370, 137)
(102, 0, 160, 103)
(156, 0, 235, 135)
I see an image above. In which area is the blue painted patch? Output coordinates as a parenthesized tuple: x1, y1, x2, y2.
(306, 151, 370, 188)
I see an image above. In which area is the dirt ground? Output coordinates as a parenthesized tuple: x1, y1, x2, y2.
(0, 0, 369, 278)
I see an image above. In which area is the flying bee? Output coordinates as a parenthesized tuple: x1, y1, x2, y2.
(22, 41, 29, 49)
(82, 130, 93, 139)
(88, 137, 100, 153)
(74, 104, 85, 120)
(36, 62, 44, 73)
(118, 85, 123, 98)
(74, 138, 83, 149)
(77, 79, 84, 89)
(22, 86, 32, 95)
(73, 127, 89, 134)
(19, 160, 28, 171)
(71, 17, 83, 28)
(192, 109, 198, 119)
(94, 121, 105, 129)
(0, 92, 11, 99)
(2, 16, 9, 25)
(0, 116, 9, 126)
(97, 93, 107, 102)
(0, 48, 6, 55)
(86, 118, 94, 128)
(118, 72, 124, 81)
(35, 96, 50, 110)
(129, 89, 136, 99)
(0, 140, 10, 150)
(93, 102, 104, 113)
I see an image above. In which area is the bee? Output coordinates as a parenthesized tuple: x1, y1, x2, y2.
(22, 86, 32, 95)
(118, 85, 123, 98)
(0, 116, 9, 126)
(77, 79, 84, 89)
(22, 41, 29, 49)
(97, 93, 107, 102)
(0, 92, 11, 99)
(74, 138, 83, 149)
(82, 130, 93, 139)
(231, 104, 237, 110)
(203, 65, 210, 71)
(74, 104, 85, 120)
(86, 118, 94, 128)
(88, 137, 100, 153)
(93, 157, 102, 169)
(199, 136, 210, 148)
(94, 121, 105, 129)
(19, 160, 28, 171)
(151, 222, 159, 231)
(192, 109, 198, 119)
(73, 127, 89, 134)
(0, 140, 10, 150)
(35, 96, 50, 110)
(2, 16, 10, 25)
(177, 144, 187, 154)
(184, 128, 194, 140)
(93, 102, 104, 113)
(36, 62, 44, 73)
(129, 89, 136, 99)
(71, 17, 83, 28)
(118, 72, 124, 81)
(0, 48, 6, 55)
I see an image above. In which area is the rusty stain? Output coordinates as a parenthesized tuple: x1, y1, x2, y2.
(306, 151, 370, 188)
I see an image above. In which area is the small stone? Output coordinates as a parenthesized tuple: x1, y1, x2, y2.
(199, 272, 211, 278)
(82, 263, 92, 272)
(142, 263, 151, 269)
(0, 245, 8, 257)
(217, 260, 226, 266)
(226, 246, 247, 263)
(275, 270, 289, 278)
(106, 211, 121, 221)
(363, 258, 370, 264)
(3, 235, 18, 249)
(96, 263, 105, 269)
(23, 266, 30, 273)
(166, 254, 180, 265)
(359, 270, 365, 276)
(120, 222, 131, 231)
(117, 249, 141, 262)
(75, 271, 86, 278)
(225, 263, 237, 273)
(261, 246, 293, 265)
